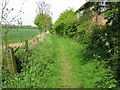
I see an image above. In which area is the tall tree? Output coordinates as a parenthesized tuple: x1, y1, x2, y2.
(34, 0, 52, 32)
(34, 14, 52, 32)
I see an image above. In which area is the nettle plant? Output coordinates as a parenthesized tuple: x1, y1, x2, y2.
(1, 0, 25, 46)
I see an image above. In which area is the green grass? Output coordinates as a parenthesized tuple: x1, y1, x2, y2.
(2, 34, 60, 88)
(54, 35, 117, 88)
(2, 34, 117, 88)
(7, 29, 39, 44)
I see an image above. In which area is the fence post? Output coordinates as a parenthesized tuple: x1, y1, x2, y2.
(6, 46, 17, 75)
(25, 40, 28, 53)
(25, 40, 29, 58)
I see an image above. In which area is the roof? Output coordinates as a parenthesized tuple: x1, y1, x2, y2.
(76, 2, 95, 13)
(76, 1, 88, 12)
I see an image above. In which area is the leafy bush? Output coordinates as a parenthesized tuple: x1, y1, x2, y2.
(76, 21, 92, 44)
(53, 9, 78, 38)
(78, 10, 92, 24)
(75, 2, 120, 87)
(88, 23, 120, 87)
(69, 42, 117, 88)
(74, 9, 93, 44)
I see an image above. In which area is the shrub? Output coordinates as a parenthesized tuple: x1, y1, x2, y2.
(88, 23, 120, 86)
(53, 9, 78, 38)
(76, 21, 92, 44)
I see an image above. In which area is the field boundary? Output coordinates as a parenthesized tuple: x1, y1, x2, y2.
(2, 31, 50, 75)
(3, 31, 50, 49)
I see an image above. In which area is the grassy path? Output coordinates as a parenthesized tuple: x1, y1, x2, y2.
(58, 43, 76, 88)
(56, 37, 80, 88)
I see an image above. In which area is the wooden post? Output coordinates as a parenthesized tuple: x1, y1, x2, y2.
(6, 46, 17, 75)
(25, 40, 29, 57)
(25, 40, 28, 53)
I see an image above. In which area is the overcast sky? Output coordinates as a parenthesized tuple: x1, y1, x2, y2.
(3, 0, 86, 26)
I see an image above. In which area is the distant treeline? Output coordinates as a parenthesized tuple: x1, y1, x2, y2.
(1, 24, 38, 29)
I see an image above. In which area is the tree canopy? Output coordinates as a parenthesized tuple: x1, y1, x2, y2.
(53, 9, 78, 37)
(34, 14, 52, 32)
(34, 0, 52, 33)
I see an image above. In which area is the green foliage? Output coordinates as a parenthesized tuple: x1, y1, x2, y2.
(103, 2, 120, 24)
(2, 24, 16, 45)
(76, 21, 92, 43)
(76, 60, 117, 88)
(71, 42, 117, 88)
(11, 25, 37, 29)
(2, 34, 117, 88)
(88, 3, 120, 86)
(2, 35, 60, 88)
(78, 10, 92, 24)
(53, 9, 78, 37)
(75, 2, 120, 87)
(75, 9, 93, 44)
(34, 14, 52, 32)
(2, 2, 120, 88)
(88, 22, 120, 85)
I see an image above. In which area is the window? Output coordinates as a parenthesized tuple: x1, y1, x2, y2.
(76, 12, 80, 19)
(90, 6, 94, 15)
(80, 10, 84, 14)
(90, 5, 94, 11)
(99, 2, 107, 12)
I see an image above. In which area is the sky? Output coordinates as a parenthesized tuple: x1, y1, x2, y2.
(3, 0, 86, 26)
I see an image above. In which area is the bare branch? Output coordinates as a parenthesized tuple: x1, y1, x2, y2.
(1, 0, 9, 23)
(8, 2, 24, 24)
(36, 0, 51, 15)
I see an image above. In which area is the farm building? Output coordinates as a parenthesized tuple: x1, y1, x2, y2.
(76, 2, 108, 26)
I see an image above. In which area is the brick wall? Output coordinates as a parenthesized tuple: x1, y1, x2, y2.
(92, 12, 107, 26)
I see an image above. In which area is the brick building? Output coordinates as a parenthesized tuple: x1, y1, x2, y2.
(76, 2, 108, 26)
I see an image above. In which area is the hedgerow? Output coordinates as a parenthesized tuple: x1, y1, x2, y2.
(76, 21, 92, 44)
(52, 3, 120, 88)
(53, 9, 78, 38)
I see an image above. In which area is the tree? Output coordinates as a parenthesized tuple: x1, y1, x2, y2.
(34, 0, 52, 33)
(53, 9, 78, 37)
(34, 13, 52, 32)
